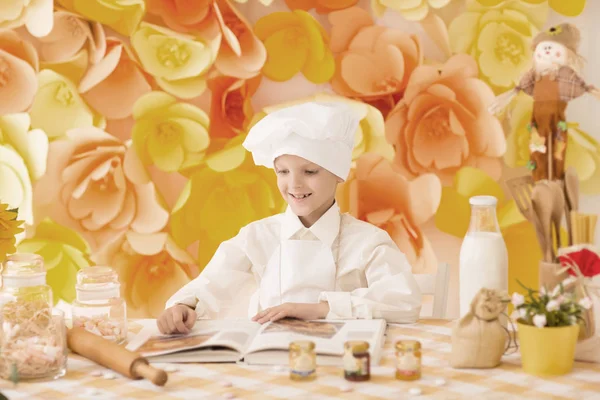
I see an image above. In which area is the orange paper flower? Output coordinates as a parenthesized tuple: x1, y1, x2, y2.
(285, 0, 358, 14)
(94, 231, 197, 318)
(254, 10, 335, 83)
(328, 7, 422, 103)
(0, 30, 38, 115)
(79, 38, 153, 120)
(33, 127, 169, 249)
(337, 153, 441, 272)
(146, 0, 213, 33)
(385, 54, 506, 185)
(208, 75, 261, 139)
(213, 0, 267, 79)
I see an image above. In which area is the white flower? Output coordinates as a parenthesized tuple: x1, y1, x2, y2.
(533, 314, 547, 328)
(539, 287, 547, 296)
(511, 293, 525, 307)
(579, 297, 593, 310)
(562, 276, 577, 287)
(555, 295, 565, 305)
(519, 308, 527, 318)
(546, 300, 560, 312)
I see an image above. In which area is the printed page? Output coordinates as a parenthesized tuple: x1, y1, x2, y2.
(245, 319, 385, 357)
(126, 320, 262, 357)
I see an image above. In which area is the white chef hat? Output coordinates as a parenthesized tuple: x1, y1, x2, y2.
(242, 102, 360, 180)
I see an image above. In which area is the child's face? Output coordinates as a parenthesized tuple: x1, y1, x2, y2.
(274, 155, 342, 226)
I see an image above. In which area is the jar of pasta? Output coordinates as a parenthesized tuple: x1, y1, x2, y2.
(0, 253, 67, 380)
(72, 266, 127, 343)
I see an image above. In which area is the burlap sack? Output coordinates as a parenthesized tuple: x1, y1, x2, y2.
(451, 288, 509, 369)
(540, 260, 595, 340)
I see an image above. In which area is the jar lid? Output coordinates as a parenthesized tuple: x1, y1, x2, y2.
(469, 195, 498, 206)
(289, 341, 315, 351)
(77, 266, 118, 286)
(1, 253, 45, 277)
(395, 340, 421, 351)
(345, 341, 369, 353)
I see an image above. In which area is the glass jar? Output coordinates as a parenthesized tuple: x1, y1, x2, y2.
(343, 341, 370, 382)
(0, 253, 53, 325)
(72, 266, 127, 344)
(458, 195, 508, 317)
(395, 340, 421, 381)
(289, 340, 316, 381)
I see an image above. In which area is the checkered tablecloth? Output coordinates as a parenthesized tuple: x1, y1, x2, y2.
(1, 319, 599, 400)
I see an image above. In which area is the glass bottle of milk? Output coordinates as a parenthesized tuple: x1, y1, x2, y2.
(459, 195, 508, 317)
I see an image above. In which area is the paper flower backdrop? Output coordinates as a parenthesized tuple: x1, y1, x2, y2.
(0, 0, 596, 317)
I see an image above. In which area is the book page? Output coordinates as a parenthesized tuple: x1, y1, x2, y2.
(245, 319, 384, 356)
(127, 320, 262, 357)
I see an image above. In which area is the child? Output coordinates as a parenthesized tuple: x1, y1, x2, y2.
(157, 102, 422, 334)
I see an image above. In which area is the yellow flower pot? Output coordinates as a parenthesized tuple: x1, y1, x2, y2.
(518, 322, 579, 377)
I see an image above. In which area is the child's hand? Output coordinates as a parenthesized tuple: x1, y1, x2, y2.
(157, 304, 197, 334)
(252, 302, 330, 324)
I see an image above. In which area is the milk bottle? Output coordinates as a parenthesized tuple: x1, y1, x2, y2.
(459, 196, 508, 317)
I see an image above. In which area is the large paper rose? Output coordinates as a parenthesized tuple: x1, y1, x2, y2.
(0, 146, 33, 226)
(337, 153, 441, 272)
(56, 0, 145, 36)
(385, 54, 506, 185)
(28, 69, 105, 139)
(132, 91, 210, 173)
(33, 127, 168, 249)
(476, 0, 585, 17)
(208, 76, 261, 139)
(79, 38, 153, 120)
(19, 10, 106, 83)
(170, 135, 285, 269)
(448, 0, 548, 93)
(328, 8, 422, 111)
(254, 92, 394, 161)
(0, 30, 38, 115)
(94, 231, 196, 318)
(371, 0, 451, 20)
(0, 113, 48, 181)
(0, 0, 53, 37)
(131, 22, 220, 99)
(254, 10, 334, 83)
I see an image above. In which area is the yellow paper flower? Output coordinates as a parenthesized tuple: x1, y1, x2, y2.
(0, 0, 53, 37)
(132, 91, 211, 173)
(505, 93, 600, 194)
(435, 166, 541, 294)
(28, 69, 105, 140)
(131, 22, 220, 99)
(94, 231, 196, 318)
(253, 93, 394, 161)
(17, 218, 92, 303)
(371, 0, 451, 20)
(0, 146, 33, 226)
(448, 0, 548, 93)
(475, 0, 585, 17)
(170, 135, 285, 269)
(0, 113, 48, 181)
(0, 203, 24, 263)
(56, 0, 145, 36)
(254, 10, 335, 83)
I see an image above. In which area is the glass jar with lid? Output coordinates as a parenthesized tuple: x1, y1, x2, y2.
(72, 266, 127, 344)
(0, 253, 67, 380)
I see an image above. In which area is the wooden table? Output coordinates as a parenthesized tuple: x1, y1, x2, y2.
(1, 319, 599, 399)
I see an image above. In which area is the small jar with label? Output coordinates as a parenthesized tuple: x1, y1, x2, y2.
(395, 340, 422, 381)
(343, 341, 370, 382)
(289, 340, 316, 381)
(72, 266, 127, 343)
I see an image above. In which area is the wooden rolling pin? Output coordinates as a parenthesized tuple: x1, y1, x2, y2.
(67, 327, 168, 386)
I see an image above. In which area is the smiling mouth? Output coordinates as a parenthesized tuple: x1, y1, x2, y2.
(289, 193, 312, 199)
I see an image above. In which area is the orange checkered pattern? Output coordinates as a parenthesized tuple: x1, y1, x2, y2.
(1, 319, 599, 399)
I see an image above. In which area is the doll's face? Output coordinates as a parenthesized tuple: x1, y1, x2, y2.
(534, 40, 568, 69)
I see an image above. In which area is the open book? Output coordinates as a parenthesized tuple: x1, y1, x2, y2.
(126, 318, 387, 366)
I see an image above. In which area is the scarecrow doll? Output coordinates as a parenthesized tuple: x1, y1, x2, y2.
(490, 23, 600, 182)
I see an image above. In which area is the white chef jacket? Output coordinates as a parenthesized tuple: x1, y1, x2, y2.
(165, 203, 422, 323)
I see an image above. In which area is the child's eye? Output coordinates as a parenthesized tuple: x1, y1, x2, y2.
(276, 169, 289, 175)
(305, 170, 318, 175)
